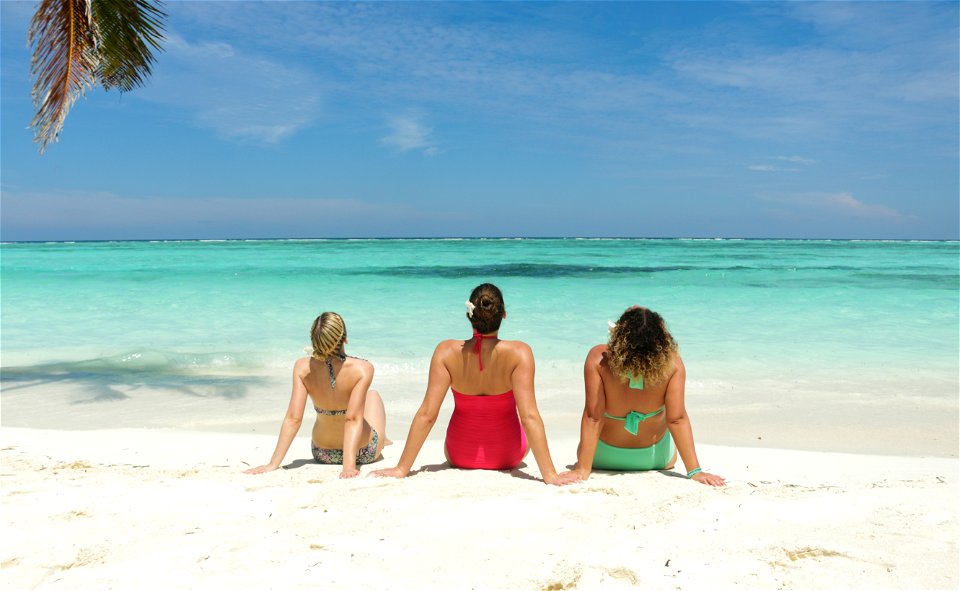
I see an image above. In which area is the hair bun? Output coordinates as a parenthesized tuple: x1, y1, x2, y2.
(467, 283, 506, 334)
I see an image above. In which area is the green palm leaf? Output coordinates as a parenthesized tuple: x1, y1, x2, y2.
(28, 0, 99, 153)
(93, 0, 165, 92)
(28, 0, 166, 153)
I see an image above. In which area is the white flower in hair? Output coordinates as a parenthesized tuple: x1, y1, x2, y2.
(465, 300, 476, 318)
(608, 321, 616, 332)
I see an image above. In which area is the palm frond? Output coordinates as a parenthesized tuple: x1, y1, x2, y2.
(28, 0, 99, 153)
(93, 0, 166, 92)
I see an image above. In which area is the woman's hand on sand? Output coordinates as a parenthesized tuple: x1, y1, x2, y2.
(340, 467, 360, 479)
(557, 470, 588, 484)
(371, 466, 409, 479)
(542, 472, 572, 486)
(244, 464, 279, 475)
(691, 471, 726, 486)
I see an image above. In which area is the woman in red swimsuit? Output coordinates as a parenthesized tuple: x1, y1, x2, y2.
(374, 283, 563, 485)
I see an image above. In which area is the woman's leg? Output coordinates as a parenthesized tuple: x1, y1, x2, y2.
(363, 389, 388, 458)
(664, 448, 678, 470)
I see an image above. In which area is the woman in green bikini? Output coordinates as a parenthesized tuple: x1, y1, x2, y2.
(559, 306, 725, 486)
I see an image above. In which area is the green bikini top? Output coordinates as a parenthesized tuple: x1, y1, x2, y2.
(605, 372, 662, 435)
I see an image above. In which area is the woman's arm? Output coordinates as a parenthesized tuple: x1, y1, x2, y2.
(339, 363, 374, 478)
(372, 343, 451, 478)
(244, 359, 310, 474)
(559, 346, 606, 483)
(664, 356, 725, 486)
(511, 343, 562, 485)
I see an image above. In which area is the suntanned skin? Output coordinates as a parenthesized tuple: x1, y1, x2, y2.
(244, 341, 387, 479)
(557, 345, 725, 487)
(373, 318, 564, 485)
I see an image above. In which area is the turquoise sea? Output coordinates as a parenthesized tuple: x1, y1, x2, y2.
(2, 239, 958, 454)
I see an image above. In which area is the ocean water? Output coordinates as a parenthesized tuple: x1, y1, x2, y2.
(2, 239, 958, 453)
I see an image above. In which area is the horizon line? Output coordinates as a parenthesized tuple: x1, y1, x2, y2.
(2, 236, 959, 245)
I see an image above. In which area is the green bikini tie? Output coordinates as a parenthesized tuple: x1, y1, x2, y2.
(604, 408, 665, 436)
(628, 374, 644, 389)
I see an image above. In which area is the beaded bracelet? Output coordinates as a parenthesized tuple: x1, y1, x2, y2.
(686, 468, 703, 478)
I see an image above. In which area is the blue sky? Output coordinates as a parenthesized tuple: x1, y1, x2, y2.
(1, 1, 957, 240)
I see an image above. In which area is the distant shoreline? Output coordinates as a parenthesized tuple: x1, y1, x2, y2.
(3, 237, 959, 245)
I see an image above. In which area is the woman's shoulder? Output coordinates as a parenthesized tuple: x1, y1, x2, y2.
(429, 339, 464, 362)
(585, 344, 608, 365)
(497, 339, 533, 359)
(346, 356, 374, 375)
(293, 357, 317, 384)
(435, 338, 466, 352)
(671, 353, 685, 375)
(587, 344, 608, 357)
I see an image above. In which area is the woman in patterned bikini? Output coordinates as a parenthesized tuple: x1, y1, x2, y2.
(245, 312, 387, 478)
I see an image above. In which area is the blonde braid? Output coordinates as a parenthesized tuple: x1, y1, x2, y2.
(310, 312, 346, 360)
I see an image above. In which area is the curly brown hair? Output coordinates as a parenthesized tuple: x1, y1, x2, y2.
(606, 306, 678, 386)
(467, 283, 505, 334)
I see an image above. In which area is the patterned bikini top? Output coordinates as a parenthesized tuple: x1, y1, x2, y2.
(315, 352, 367, 416)
(323, 352, 348, 390)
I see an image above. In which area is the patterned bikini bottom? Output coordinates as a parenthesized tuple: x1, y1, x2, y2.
(311, 429, 380, 465)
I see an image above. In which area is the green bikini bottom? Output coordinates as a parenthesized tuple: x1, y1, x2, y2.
(592, 431, 675, 471)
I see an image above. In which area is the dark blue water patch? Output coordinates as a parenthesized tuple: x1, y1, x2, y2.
(851, 272, 960, 288)
(342, 263, 958, 284)
(345, 263, 759, 278)
(14, 264, 952, 286)
(5, 263, 719, 279)
(6, 263, 956, 290)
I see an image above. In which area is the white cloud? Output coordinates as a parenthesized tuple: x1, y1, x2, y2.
(748, 164, 798, 172)
(774, 156, 815, 165)
(0, 189, 442, 240)
(824, 192, 908, 220)
(137, 33, 323, 144)
(756, 192, 915, 221)
(379, 116, 439, 155)
(163, 2, 956, 153)
(666, 4, 957, 141)
(166, 4, 674, 137)
(749, 156, 814, 171)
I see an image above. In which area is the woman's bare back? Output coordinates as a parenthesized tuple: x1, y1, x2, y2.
(594, 345, 676, 449)
(440, 337, 523, 395)
(299, 357, 373, 448)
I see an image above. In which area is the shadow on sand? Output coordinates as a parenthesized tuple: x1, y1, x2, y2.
(0, 358, 270, 403)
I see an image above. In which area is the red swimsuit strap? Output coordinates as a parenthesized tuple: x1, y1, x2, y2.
(471, 330, 495, 371)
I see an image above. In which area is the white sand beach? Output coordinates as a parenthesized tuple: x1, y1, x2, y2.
(3, 0, 958, 587)
(2, 426, 956, 591)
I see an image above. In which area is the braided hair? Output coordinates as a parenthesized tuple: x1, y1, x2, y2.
(310, 312, 346, 360)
